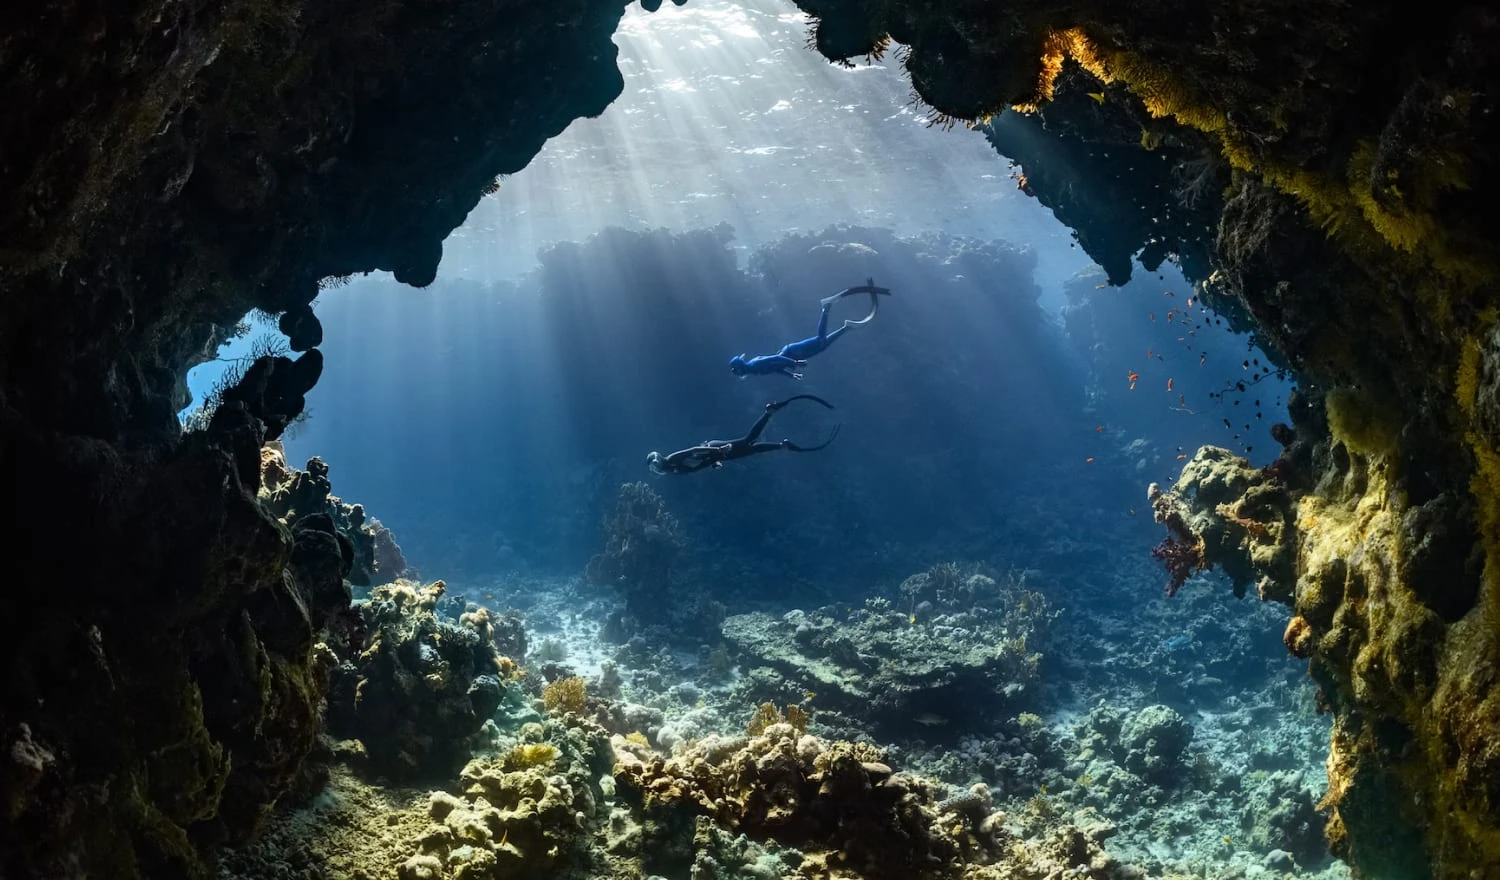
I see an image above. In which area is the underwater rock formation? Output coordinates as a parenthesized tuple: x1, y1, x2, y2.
(260, 442, 409, 587)
(783, 2, 1497, 872)
(1147, 444, 1299, 600)
(613, 723, 1123, 880)
(219, 717, 612, 880)
(722, 565, 1056, 741)
(585, 481, 687, 613)
(1145, 389, 1498, 876)
(4, 0, 1498, 876)
(402, 719, 613, 879)
(984, 63, 1225, 288)
(2, 0, 632, 874)
(0, 403, 355, 878)
(325, 580, 508, 782)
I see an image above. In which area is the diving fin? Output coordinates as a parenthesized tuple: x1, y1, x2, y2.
(821, 278, 891, 322)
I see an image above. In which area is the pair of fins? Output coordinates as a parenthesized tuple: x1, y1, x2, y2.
(820, 278, 892, 325)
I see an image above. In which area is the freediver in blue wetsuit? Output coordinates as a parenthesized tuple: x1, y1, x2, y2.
(729, 280, 892, 379)
(646, 396, 840, 475)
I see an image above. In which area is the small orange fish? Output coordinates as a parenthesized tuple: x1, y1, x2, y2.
(1186, 296, 1196, 307)
(1095, 283, 1108, 289)
(1127, 371, 1139, 382)
(1167, 309, 1176, 322)
(1146, 349, 1154, 359)
(1166, 378, 1174, 392)
(1095, 425, 1104, 433)
(1176, 453, 1188, 460)
(1085, 457, 1095, 463)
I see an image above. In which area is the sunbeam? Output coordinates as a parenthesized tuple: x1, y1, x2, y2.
(441, 0, 1079, 284)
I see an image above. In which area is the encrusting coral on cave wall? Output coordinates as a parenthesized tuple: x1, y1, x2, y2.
(779, 2, 1499, 877)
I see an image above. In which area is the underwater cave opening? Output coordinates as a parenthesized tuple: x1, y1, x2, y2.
(201, 2, 1330, 876)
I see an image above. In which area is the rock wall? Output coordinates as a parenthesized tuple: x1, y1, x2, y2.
(784, 1, 1498, 877)
(1, 0, 629, 876)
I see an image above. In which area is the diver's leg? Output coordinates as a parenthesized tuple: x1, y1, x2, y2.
(740, 404, 778, 444)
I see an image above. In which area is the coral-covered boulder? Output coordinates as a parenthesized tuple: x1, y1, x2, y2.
(326, 580, 508, 781)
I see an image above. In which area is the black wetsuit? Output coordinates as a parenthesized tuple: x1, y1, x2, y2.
(648, 395, 839, 475)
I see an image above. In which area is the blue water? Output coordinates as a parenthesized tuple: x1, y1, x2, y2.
(201, 2, 1333, 876)
(279, 222, 1291, 600)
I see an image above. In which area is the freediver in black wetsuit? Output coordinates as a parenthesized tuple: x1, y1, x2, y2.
(646, 395, 840, 475)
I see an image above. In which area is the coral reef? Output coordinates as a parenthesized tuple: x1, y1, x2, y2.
(1147, 445, 1299, 600)
(790, 5, 1500, 869)
(220, 717, 612, 880)
(325, 580, 508, 781)
(721, 565, 1055, 741)
(261, 442, 409, 586)
(403, 719, 613, 879)
(613, 723, 1122, 880)
(3, 0, 1498, 875)
(585, 481, 686, 613)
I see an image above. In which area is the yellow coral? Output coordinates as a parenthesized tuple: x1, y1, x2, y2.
(502, 743, 558, 771)
(1324, 386, 1399, 456)
(1028, 29, 1490, 294)
(541, 677, 586, 716)
(745, 702, 781, 736)
(1456, 318, 1500, 574)
(745, 702, 809, 736)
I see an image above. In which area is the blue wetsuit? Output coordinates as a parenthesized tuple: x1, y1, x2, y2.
(729, 281, 891, 379)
